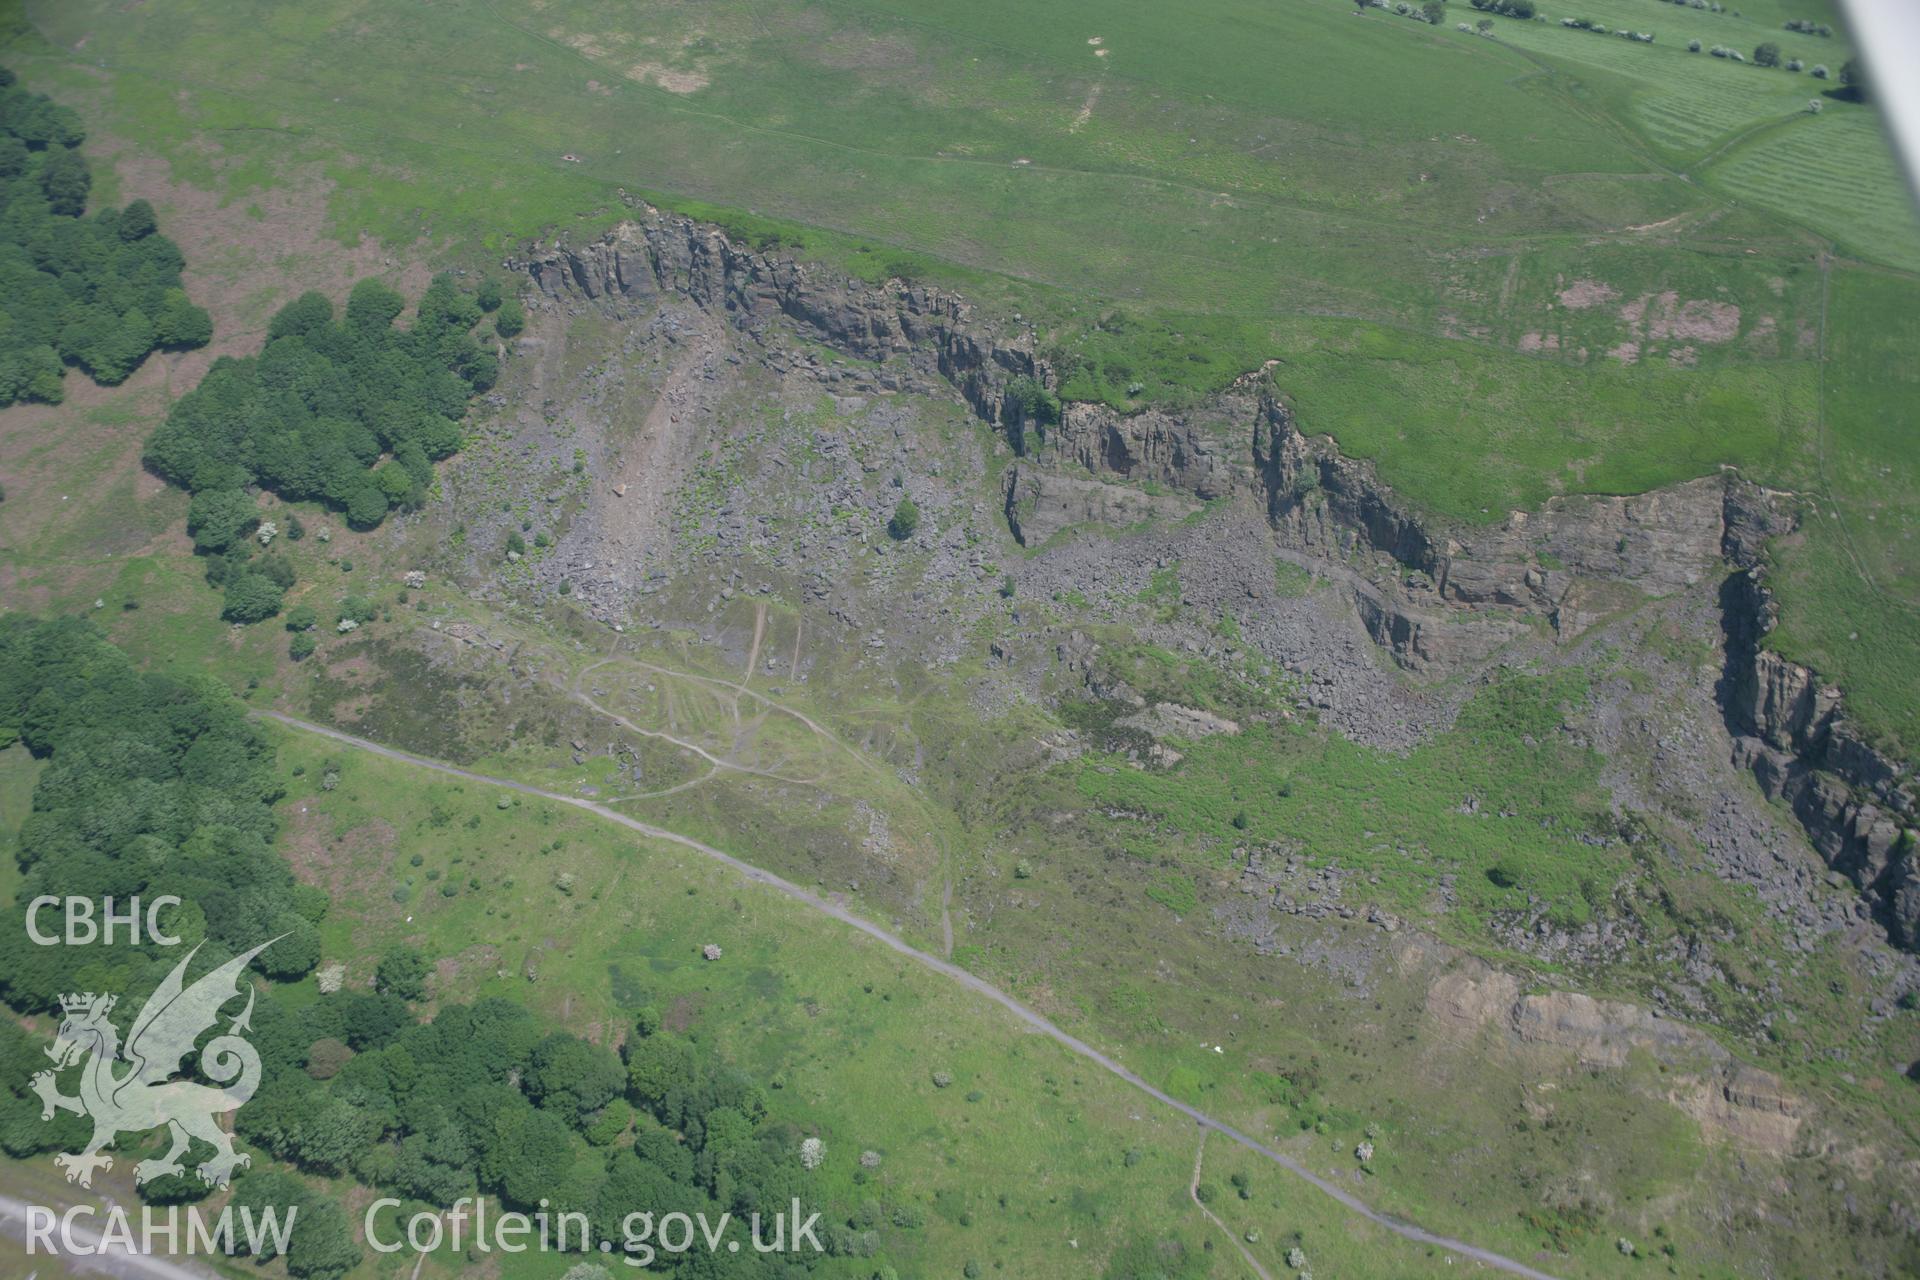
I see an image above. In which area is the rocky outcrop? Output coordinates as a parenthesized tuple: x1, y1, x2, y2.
(1040, 396, 1252, 500)
(1721, 570, 1918, 945)
(1510, 988, 1714, 1068)
(1424, 959, 1802, 1155)
(514, 209, 1914, 946)
(1350, 590, 1522, 669)
(1253, 396, 1787, 617)
(1036, 382, 1785, 631)
(1001, 464, 1199, 547)
(1115, 703, 1242, 741)
(515, 212, 1780, 651)
(1669, 1065, 1803, 1156)
(512, 208, 1039, 411)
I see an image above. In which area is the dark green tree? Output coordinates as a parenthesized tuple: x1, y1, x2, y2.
(155, 289, 213, 348)
(344, 481, 390, 530)
(118, 198, 157, 239)
(626, 1033, 699, 1115)
(186, 489, 258, 553)
(284, 1198, 362, 1280)
(887, 496, 920, 541)
(342, 992, 412, 1050)
(480, 1104, 575, 1208)
(257, 913, 321, 978)
(221, 572, 286, 624)
(345, 278, 406, 332)
(376, 947, 430, 1001)
(1839, 57, 1866, 99)
(525, 1033, 627, 1128)
(268, 292, 334, 340)
(226, 1172, 310, 1260)
(40, 147, 89, 215)
(494, 295, 525, 339)
(0, 78, 206, 409)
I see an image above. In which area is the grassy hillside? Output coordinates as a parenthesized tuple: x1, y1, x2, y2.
(8, 0, 1906, 519)
(1766, 267, 1920, 755)
(0, 0, 1916, 1274)
(269, 726, 1460, 1279)
(0, 0, 1913, 755)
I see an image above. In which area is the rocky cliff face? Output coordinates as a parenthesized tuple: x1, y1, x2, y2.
(1721, 571, 1919, 944)
(513, 209, 1038, 402)
(512, 207, 1916, 947)
(514, 210, 1773, 640)
(1020, 375, 1781, 602)
(1424, 958, 1803, 1155)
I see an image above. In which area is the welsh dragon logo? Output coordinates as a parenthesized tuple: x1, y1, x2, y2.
(30, 937, 279, 1189)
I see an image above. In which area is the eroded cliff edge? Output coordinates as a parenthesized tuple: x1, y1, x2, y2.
(510, 206, 1917, 947)
(1723, 570, 1920, 945)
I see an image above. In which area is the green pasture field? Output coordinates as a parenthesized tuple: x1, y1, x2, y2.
(1707, 107, 1920, 272)
(1480, 0, 1918, 271)
(1266, 313, 1819, 518)
(0, 0, 1916, 1267)
(1073, 668, 1622, 933)
(270, 726, 1458, 1279)
(5, 0, 1910, 633)
(9, 0, 1907, 520)
(1765, 267, 1920, 755)
(246, 580, 1918, 1277)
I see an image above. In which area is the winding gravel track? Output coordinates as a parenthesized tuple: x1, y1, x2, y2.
(256, 709, 1561, 1280)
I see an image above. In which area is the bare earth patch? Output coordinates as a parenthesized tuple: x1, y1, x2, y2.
(1619, 290, 1741, 344)
(284, 807, 399, 903)
(626, 62, 710, 94)
(1554, 278, 1618, 309)
(556, 30, 611, 58)
(816, 31, 917, 71)
(1071, 82, 1103, 133)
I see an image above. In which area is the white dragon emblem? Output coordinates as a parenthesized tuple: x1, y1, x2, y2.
(30, 937, 279, 1189)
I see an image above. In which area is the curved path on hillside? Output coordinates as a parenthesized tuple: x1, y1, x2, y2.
(1189, 1134, 1277, 1280)
(256, 709, 1562, 1280)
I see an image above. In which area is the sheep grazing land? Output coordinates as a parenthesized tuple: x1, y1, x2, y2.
(2, 0, 1918, 1276)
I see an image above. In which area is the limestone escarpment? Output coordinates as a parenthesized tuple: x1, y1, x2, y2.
(1423, 958, 1803, 1156)
(1022, 380, 1784, 630)
(513, 209, 1774, 647)
(512, 208, 1915, 947)
(1252, 397, 1787, 616)
(1721, 570, 1919, 945)
(514, 209, 1038, 402)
